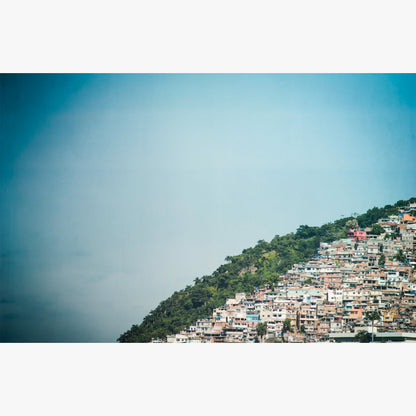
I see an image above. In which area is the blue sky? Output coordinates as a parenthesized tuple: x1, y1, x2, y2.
(1, 74, 415, 342)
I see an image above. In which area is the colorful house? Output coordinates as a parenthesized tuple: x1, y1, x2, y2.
(400, 213, 416, 223)
(348, 229, 367, 241)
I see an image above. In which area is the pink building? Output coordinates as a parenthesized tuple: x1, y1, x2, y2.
(348, 229, 367, 241)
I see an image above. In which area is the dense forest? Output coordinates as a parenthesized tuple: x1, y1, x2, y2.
(117, 197, 416, 342)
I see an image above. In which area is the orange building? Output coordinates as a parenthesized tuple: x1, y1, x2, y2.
(402, 213, 416, 223)
(348, 308, 364, 320)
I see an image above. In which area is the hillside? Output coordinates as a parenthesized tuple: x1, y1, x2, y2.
(117, 197, 415, 342)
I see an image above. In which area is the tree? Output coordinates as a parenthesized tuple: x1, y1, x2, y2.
(371, 224, 385, 235)
(345, 219, 359, 231)
(264, 272, 282, 288)
(378, 254, 386, 267)
(283, 318, 292, 332)
(365, 311, 381, 342)
(394, 249, 407, 263)
(354, 330, 371, 343)
(281, 318, 292, 342)
(385, 231, 399, 240)
(256, 322, 267, 342)
(295, 224, 320, 239)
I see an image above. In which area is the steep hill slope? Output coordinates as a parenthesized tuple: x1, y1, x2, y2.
(118, 198, 415, 342)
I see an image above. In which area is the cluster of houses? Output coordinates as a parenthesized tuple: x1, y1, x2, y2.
(155, 203, 416, 343)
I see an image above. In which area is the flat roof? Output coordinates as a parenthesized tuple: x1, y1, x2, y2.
(329, 331, 416, 341)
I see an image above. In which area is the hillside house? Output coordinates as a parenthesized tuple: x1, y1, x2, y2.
(348, 229, 367, 241)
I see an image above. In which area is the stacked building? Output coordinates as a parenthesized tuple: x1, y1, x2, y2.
(156, 203, 416, 343)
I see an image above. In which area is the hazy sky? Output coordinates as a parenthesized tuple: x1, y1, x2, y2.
(1, 74, 415, 342)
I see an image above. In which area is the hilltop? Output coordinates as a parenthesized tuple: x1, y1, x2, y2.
(117, 197, 416, 342)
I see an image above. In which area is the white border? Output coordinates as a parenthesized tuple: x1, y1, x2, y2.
(1, 1, 416, 73)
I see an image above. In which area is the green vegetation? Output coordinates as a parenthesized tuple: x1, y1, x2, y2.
(281, 318, 292, 342)
(378, 253, 386, 266)
(283, 318, 292, 332)
(385, 232, 399, 240)
(117, 197, 415, 342)
(394, 249, 407, 263)
(354, 330, 371, 343)
(256, 322, 268, 341)
(371, 224, 385, 235)
(345, 218, 359, 231)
